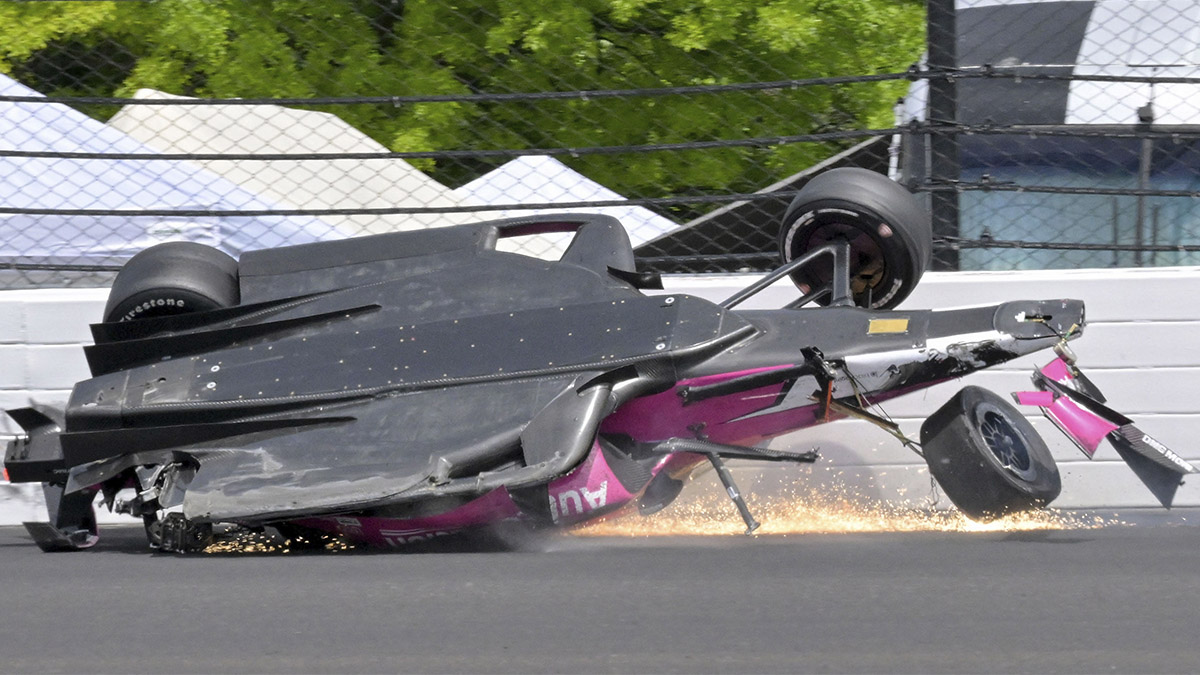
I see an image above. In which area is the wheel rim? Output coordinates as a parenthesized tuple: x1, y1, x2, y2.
(977, 404, 1037, 482)
(789, 218, 893, 306)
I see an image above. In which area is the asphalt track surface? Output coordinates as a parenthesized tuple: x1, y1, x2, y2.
(2, 519, 1199, 674)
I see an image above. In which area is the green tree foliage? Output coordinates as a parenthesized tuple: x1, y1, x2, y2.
(0, 0, 924, 205)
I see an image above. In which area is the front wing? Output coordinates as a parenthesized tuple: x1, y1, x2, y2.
(1016, 355, 1198, 507)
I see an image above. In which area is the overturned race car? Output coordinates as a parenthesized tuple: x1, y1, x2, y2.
(4, 168, 1195, 552)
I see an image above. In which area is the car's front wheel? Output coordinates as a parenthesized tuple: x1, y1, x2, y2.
(921, 386, 1061, 521)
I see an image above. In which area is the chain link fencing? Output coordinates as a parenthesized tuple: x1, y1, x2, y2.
(919, 0, 1200, 270)
(1, 0, 1199, 289)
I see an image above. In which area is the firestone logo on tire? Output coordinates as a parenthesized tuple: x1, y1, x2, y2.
(122, 298, 185, 322)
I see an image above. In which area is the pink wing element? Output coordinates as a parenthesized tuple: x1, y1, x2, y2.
(1015, 357, 1118, 458)
(1040, 395, 1119, 458)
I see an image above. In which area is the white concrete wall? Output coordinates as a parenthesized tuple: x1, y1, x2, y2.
(2, 268, 1198, 524)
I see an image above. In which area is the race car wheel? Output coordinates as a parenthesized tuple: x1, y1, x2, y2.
(779, 167, 931, 309)
(144, 514, 164, 550)
(920, 386, 1061, 522)
(156, 513, 214, 553)
(103, 242, 240, 323)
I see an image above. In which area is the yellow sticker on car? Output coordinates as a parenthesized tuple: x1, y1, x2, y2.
(868, 318, 909, 334)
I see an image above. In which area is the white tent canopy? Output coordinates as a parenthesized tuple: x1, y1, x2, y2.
(0, 74, 341, 263)
(108, 92, 680, 259)
(107, 89, 476, 237)
(451, 155, 679, 258)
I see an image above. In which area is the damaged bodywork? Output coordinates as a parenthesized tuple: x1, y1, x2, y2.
(4, 168, 1193, 552)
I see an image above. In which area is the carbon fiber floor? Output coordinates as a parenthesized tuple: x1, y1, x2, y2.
(1, 519, 1198, 674)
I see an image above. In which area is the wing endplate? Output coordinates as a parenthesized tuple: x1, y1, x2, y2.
(1016, 357, 1197, 507)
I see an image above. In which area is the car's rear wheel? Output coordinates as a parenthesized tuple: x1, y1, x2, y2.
(103, 242, 239, 323)
(779, 167, 931, 309)
(921, 386, 1061, 521)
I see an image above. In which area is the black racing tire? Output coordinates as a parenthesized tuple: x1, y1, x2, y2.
(103, 242, 239, 323)
(779, 167, 931, 310)
(921, 386, 1061, 522)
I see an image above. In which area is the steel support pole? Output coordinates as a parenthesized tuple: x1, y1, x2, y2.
(927, 0, 960, 270)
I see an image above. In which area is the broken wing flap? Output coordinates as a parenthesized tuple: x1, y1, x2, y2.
(3, 406, 67, 484)
(22, 484, 100, 552)
(3, 407, 101, 551)
(1015, 357, 1198, 507)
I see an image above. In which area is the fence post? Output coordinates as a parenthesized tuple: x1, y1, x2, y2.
(927, 0, 960, 270)
(1135, 103, 1155, 268)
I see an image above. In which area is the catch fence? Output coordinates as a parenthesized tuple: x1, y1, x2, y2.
(1, 0, 1199, 288)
